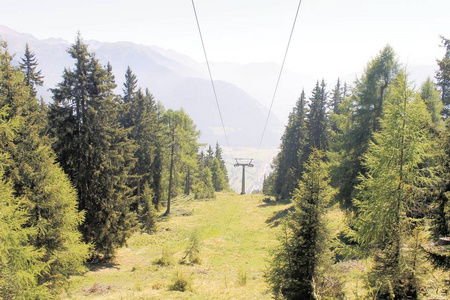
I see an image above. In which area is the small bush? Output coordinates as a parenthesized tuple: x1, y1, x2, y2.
(237, 269, 247, 286)
(181, 231, 202, 265)
(169, 271, 193, 292)
(154, 248, 174, 266)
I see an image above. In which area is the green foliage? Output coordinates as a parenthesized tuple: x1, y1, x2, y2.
(169, 270, 193, 292)
(421, 77, 444, 124)
(329, 45, 399, 208)
(267, 150, 336, 300)
(436, 36, 450, 119)
(49, 34, 136, 259)
(161, 109, 200, 214)
(1, 40, 88, 293)
(0, 168, 50, 300)
(139, 182, 158, 234)
(19, 43, 44, 98)
(182, 231, 201, 265)
(273, 90, 308, 200)
(353, 71, 437, 298)
(154, 248, 174, 267)
(195, 167, 216, 199)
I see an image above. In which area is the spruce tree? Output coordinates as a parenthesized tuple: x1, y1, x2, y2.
(273, 89, 308, 199)
(19, 43, 44, 98)
(49, 34, 136, 259)
(267, 150, 335, 299)
(215, 141, 229, 186)
(1, 41, 88, 292)
(436, 36, 450, 119)
(354, 71, 436, 298)
(306, 80, 328, 153)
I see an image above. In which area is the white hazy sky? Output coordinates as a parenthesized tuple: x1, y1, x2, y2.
(2, 0, 449, 79)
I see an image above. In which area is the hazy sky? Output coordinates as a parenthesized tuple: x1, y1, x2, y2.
(2, 0, 449, 79)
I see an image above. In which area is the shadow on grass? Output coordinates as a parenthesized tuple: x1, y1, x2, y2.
(266, 205, 294, 228)
(88, 261, 120, 272)
(258, 197, 291, 208)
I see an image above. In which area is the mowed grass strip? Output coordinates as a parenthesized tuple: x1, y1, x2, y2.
(63, 193, 291, 299)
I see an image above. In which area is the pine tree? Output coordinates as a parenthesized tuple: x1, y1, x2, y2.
(267, 150, 336, 299)
(273, 89, 308, 199)
(436, 36, 450, 119)
(19, 43, 44, 98)
(49, 34, 136, 259)
(1, 40, 88, 292)
(354, 71, 436, 298)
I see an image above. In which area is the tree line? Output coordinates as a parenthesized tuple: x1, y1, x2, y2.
(0, 35, 229, 298)
(264, 38, 450, 299)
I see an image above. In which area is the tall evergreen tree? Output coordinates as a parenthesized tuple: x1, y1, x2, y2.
(273, 89, 308, 199)
(420, 78, 444, 124)
(19, 43, 44, 98)
(49, 34, 136, 259)
(215, 141, 229, 185)
(267, 150, 336, 299)
(330, 45, 399, 207)
(306, 80, 328, 153)
(436, 36, 450, 119)
(354, 71, 436, 298)
(330, 78, 344, 133)
(0, 100, 50, 299)
(1, 41, 88, 291)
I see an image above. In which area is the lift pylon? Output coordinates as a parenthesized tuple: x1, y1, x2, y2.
(234, 158, 254, 195)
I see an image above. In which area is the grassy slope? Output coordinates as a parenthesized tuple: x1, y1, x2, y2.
(63, 193, 291, 299)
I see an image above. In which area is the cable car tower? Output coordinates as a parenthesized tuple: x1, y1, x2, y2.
(234, 158, 254, 195)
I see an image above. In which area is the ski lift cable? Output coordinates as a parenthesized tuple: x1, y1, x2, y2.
(254, 0, 303, 160)
(191, 0, 234, 159)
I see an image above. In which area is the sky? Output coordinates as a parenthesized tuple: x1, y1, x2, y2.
(1, 0, 449, 80)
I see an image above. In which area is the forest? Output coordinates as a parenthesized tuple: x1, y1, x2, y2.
(0, 35, 229, 298)
(263, 38, 450, 299)
(0, 31, 449, 299)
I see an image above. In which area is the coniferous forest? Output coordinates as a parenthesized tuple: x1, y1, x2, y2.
(0, 35, 229, 298)
(0, 32, 449, 299)
(264, 39, 450, 299)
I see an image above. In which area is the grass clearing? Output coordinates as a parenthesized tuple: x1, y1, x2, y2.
(63, 193, 291, 299)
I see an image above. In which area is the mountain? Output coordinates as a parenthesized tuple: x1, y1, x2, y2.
(0, 25, 282, 148)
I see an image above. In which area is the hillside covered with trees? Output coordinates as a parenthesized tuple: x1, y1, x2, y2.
(0, 30, 449, 299)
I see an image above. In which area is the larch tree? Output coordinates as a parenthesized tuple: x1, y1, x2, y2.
(353, 71, 437, 298)
(330, 45, 399, 208)
(0, 41, 88, 292)
(49, 34, 136, 260)
(161, 109, 200, 215)
(0, 97, 50, 299)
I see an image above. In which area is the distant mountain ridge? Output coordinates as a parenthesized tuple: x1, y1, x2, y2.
(0, 25, 283, 148)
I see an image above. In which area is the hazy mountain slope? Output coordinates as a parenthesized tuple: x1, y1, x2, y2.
(0, 25, 282, 147)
